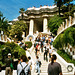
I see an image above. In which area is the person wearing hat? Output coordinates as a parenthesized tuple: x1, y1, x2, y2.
(5, 53, 14, 75)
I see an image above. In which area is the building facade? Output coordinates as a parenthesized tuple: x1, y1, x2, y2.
(18, 5, 59, 36)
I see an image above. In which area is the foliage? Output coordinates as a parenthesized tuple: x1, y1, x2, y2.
(48, 15, 63, 35)
(25, 41, 32, 48)
(20, 8, 25, 12)
(53, 34, 64, 49)
(57, 50, 75, 65)
(63, 27, 75, 46)
(63, 0, 73, 4)
(53, 27, 75, 49)
(54, 0, 63, 16)
(0, 11, 10, 35)
(10, 20, 28, 41)
(19, 8, 25, 19)
(61, 4, 75, 19)
(0, 42, 26, 59)
(54, 0, 74, 16)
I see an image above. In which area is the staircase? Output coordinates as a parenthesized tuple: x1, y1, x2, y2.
(31, 48, 74, 75)
(31, 49, 48, 75)
(0, 48, 74, 75)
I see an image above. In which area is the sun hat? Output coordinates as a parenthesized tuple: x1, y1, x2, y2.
(8, 53, 11, 56)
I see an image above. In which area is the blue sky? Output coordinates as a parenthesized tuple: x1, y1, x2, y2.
(0, 0, 75, 21)
(0, 0, 54, 21)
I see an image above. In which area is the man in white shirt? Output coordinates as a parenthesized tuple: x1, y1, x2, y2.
(17, 55, 30, 75)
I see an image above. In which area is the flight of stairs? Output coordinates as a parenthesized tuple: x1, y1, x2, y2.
(0, 48, 74, 75)
(31, 49, 48, 75)
(31, 48, 72, 75)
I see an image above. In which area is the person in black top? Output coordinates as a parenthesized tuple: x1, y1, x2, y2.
(5, 53, 14, 75)
(0, 64, 1, 72)
(48, 54, 62, 75)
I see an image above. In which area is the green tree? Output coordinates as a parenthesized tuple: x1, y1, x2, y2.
(54, 0, 74, 16)
(10, 20, 28, 41)
(54, 0, 63, 16)
(53, 34, 64, 50)
(61, 3, 74, 19)
(0, 11, 10, 35)
(48, 15, 63, 35)
(19, 8, 25, 19)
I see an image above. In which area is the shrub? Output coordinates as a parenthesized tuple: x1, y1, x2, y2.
(53, 27, 75, 49)
(0, 42, 26, 60)
(48, 15, 63, 35)
(25, 41, 32, 48)
(57, 50, 75, 65)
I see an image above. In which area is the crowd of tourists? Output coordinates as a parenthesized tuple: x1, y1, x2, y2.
(4, 53, 32, 75)
(3, 53, 62, 75)
(34, 34, 54, 62)
(0, 34, 62, 75)
(34, 34, 62, 75)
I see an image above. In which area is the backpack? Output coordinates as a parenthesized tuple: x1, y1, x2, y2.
(20, 63, 28, 75)
(38, 61, 42, 67)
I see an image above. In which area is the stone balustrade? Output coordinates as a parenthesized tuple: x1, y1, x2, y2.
(0, 31, 7, 43)
(57, 12, 75, 35)
(52, 51, 74, 75)
(63, 44, 75, 60)
(54, 12, 75, 60)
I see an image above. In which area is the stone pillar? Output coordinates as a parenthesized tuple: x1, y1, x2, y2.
(4, 35, 7, 41)
(65, 19, 68, 28)
(73, 12, 75, 24)
(0, 34, 1, 41)
(69, 16, 71, 26)
(74, 12, 75, 18)
(43, 18, 48, 33)
(1, 34, 3, 40)
(29, 19, 34, 35)
(62, 22, 65, 28)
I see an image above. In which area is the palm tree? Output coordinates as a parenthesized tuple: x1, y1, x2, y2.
(19, 8, 25, 19)
(0, 11, 10, 35)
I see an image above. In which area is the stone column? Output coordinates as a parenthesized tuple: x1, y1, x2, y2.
(43, 18, 48, 33)
(73, 12, 75, 24)
(65, 19, 67, 28)
(0, 34, 1, 41)
(62, 22, 65, 28)
(69, 16, 71, 26)
(29, 19, 34, 35)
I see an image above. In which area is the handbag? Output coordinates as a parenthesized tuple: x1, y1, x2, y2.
(10, 63, 14, 69)
(10, 58, 14, 69)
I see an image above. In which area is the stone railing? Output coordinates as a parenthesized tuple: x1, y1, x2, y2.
(54, 12, 75, 40)
(0, 31, 7, 43)
(63, 43, 75, 59)
(52, 51, 74, 75)
(57, 12, 75, 35)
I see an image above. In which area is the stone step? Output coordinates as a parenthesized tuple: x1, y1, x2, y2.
(30, 48, 70, 75)
(33, 73, 48, 75)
